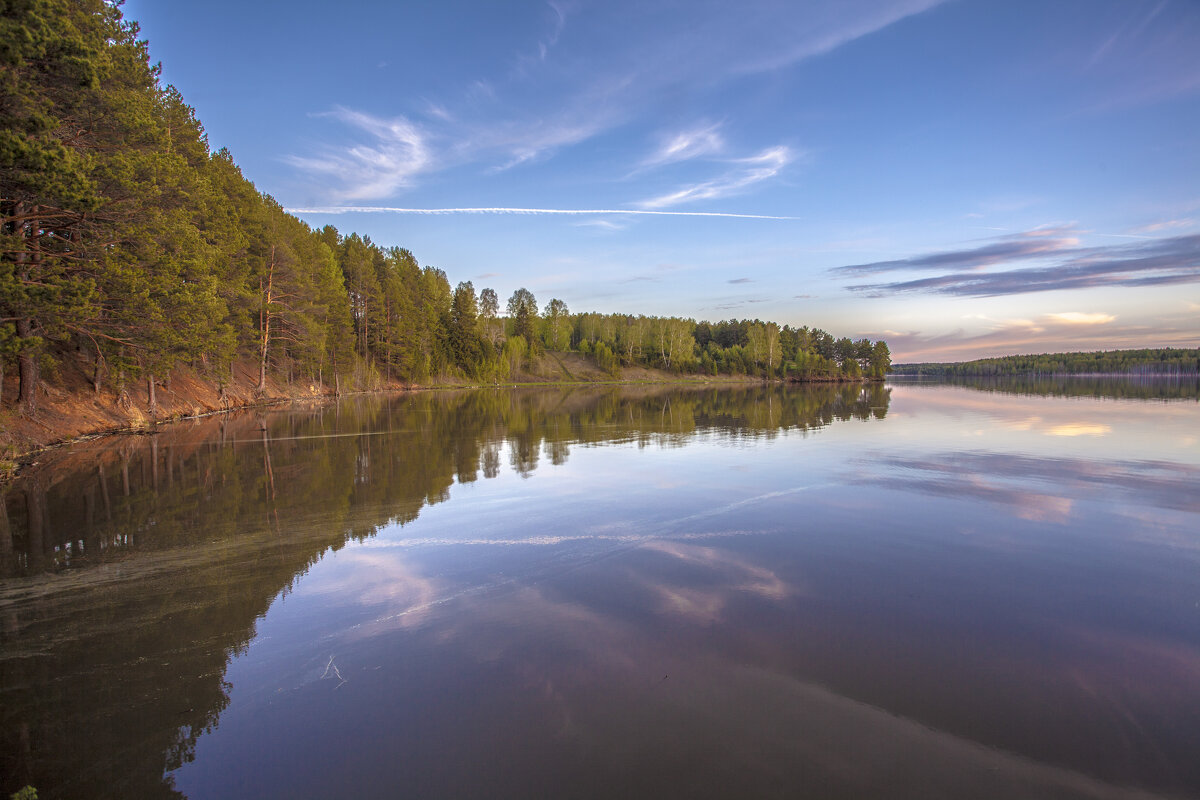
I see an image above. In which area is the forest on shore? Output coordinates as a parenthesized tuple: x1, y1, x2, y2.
(891, 348, 1200, 378)
(1, 1, 890, 420)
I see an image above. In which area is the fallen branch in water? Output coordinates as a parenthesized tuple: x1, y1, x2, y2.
(321, 654, 347, 689)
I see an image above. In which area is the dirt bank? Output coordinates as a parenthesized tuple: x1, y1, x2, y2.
(0, 355, 336, 461)
(0, 350, 757, 460)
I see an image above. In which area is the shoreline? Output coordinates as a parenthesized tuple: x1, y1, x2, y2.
(1, 347, 881, 476)
(0, 373, 775, 476)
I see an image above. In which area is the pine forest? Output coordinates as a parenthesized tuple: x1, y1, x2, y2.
(0, 1, 891, 419)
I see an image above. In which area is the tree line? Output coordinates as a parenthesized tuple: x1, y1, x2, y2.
(1, 1, 888, 417)
(891, 348, 1199, 378)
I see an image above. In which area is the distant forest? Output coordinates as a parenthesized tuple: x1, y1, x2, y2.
(891, 348, 1200, 377)
(0, 1, 889, 416)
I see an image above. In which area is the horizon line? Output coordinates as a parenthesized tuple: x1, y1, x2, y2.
(286, 206, 800, 221)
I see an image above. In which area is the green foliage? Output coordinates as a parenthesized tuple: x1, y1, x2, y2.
(542, 297, 570, 351)
(503, 335, 528, 374)
(892, 348, 1199, 378)
(507, 288, 538, 353)
(562, 313, 881, 381)
(0, 1, 890, 408)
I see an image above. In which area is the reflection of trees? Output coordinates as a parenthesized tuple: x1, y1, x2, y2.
(3, 383, 891, 578)
(897, 374, 1200, 401)
(0, 383, 888, 798)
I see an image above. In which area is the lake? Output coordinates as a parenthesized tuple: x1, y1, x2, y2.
(2, 380, 1198, 799)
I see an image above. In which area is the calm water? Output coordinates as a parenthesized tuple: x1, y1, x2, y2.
(2, 381, 1198, 799)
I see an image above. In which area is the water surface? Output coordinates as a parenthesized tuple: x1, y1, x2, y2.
(1, 381, 1198, 798)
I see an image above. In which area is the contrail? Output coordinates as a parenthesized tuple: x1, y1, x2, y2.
(286, 206, 799, 221)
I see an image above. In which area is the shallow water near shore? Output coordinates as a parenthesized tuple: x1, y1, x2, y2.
(2, 380, 1198, 799)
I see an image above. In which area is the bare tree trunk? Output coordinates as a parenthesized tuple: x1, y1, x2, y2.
(147, 371, 157, 417)
(13, 203, 39, 414)
(258, 247, 275, 393)
(361, 292, 370, 361)
(116, 367, 130, 410)
(16, 318, 38, 414)
(92, 341, 104, 394)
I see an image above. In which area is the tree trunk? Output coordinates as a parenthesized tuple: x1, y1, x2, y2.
(92, 341, 104, 395)
(15, 318, 38, 414)
(258, 248, 275, 393)
(363, 296, 370, 360)
(147, 372, 157, 416)
(13, 203, 39, 414)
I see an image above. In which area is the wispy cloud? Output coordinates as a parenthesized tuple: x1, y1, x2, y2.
(841, 233, 1200, 297)
(288, 2, 942, 196)
(287, 205, 800, 221)
(1080, 0, 1200, 111)
(708, 298, 771, 311)
(285, 108, 432, 201)
(832, 226, 1081, 278)
(1045, 312, 1116, 325)
(541, 1, 567, 59)
(637, 146, 793, 209)
(727, 277, 754, 284)
(513, 0, 571, 73)
(639, 122, 726, 170)
(1132, 218, 1196, 234)
(573, 219, 627, 231)
(875, 311, 1196, 362)
(484, 118, 606, 172)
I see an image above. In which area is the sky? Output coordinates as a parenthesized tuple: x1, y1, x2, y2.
(122, 0, 1200, 361)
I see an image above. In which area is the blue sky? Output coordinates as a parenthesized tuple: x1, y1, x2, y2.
(123, 0, 1199, 361)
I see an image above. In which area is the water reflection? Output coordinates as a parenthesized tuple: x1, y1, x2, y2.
(2, 380, 1198, 799)
(857, 453, 1200, 514)
(0, 383, 887, 580)
(890, 372, 1200, 401)
(0, 383, 885, 798)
